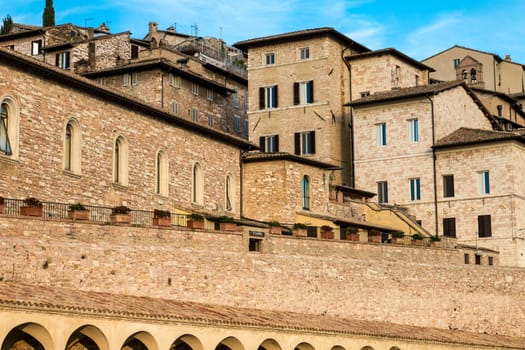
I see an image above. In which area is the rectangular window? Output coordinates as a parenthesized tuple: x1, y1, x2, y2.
(169, 74, 181, 88)
(475, 255, 481, 265)
(376, 123, 386, 146)
(233, 89, 239, 108)
(443, 217, 456, 238)
(131, 72, 137, 86)
(259, 85, 278, 109)
(244, 120, 249, 138)
(207, 89, 214, 101)
(488, 256, 494, 266)
(294, 131, 315, 155)
(171, 101, 178, 115)
(207, 114, 213, 126)
(478, 215, 492, 237)
(443, 175, 455, 198)
(300, 47, 310, 60)
(31, 40, 42, 56)
(265, 53, 275, 65)
(192, 108, 199, 122)
(478, 171, 490, 194)
(377, 181, 388, 204)
(464, 253, 470, 264)
(131, 45, 139, 59)
(408, 118, 419, 142)
(192, 83, 199, 95)
(409, 178, 421, 201)
(259, 135, 279, 153)
(293, 81, 314, 105)
(55, 52, 70, 69)
(234, 115, 241, 132)
(249, 238, 261, 252)
(245, 95, 249, 111)
(415, 75, 420, 86)
(453, 58, 460, 68)
(123, 73, 136, 86)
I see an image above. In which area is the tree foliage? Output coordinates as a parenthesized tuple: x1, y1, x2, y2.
(0, 14, 13, 35)
(42, 0, 55, 27)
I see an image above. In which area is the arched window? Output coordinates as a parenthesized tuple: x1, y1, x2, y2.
(192, 163, 203, 205)
(0, 97, 19, 158)
(302, 175, 310, 210)
(462, 70, 468, 80)
(155, 150, 168, 196)
(225, 174, 234, 212)
(471, 68, 477, 83)
(64, 120, 81, 173)
(113, 136, 128, 186)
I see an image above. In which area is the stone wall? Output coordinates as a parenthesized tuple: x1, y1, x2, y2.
(0, 216, 522, 338)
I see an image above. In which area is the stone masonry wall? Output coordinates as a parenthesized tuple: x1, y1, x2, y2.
(0, 216, 523, 338)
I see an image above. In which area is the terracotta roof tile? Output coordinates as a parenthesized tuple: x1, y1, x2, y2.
(0, 282, 524, 348)
(434, 127, 525, 149)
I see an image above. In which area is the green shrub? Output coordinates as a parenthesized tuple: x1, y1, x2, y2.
(24, 197, 42, 208)
(188, 213, 204, 221)
(268, 221, 281, 227)
(153, 209, 171, 218)
(112, 206, 131, 215)
(293, 222, 307, 230)
(69, 203, 87, 211)
(412, 233, 424, 240)
(218, 215, 234, 223)
(391, 231, 404, 238)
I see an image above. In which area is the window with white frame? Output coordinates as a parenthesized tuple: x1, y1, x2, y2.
(265, 53, 275, 65)
(171, 101, 178, 115)
(377, 181, 388, 204)
(234, 115, 241, 132)
(192, 108, 199, 122)
(478, 171, 490, 194)
(55, 52, 70, 69)
(123, 72, 137, 86)
(192, 83, 199, 95)
(169, 73, 181, 88)
(207, 114, 213, 126)
(302, 175, 310, 210)
(293, 81, 314, 105)
(376, 123, 386, 146)
(31, 40, 42, 56)
(408, 118, 419, 142)
(0, 102, 13, 156)
(294, 131, 315, 155)
(259, 135, 279, 152)
(409, 177, 421, 201)
(299, 47, 310, 60)
(259, 85, 278, 109)
(233, 89, 239, 108)
(207, 89, 214, 101)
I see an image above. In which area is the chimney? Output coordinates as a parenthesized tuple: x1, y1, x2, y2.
(505, 54, 512, 61)
(88, 27, 94, 39)
(148, 21, 160, 49)
(167, 26, 176, 33)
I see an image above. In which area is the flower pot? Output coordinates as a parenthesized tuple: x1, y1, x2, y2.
(153, 217, 171, 226)
(68, 210, 89, 220)
(293, 228, 307, 237)
(269, 226, 282, 235)
(368, 234, 381, 243)
(392, 237, 405, 245)
(20, 206, 43, 217)
(110, 214, 130, 224)
(412, 239, 423, 246)
(219, 222, 237, 231)
(347, 233, 360, 241)
(321, 231, 334, 239)
(0, 203, 5, 214)
(187, 220, 204, 229)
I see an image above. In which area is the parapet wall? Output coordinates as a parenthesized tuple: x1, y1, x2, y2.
(0, 216, 523, 337)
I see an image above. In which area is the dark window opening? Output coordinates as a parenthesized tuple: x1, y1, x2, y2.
(475, 254, 481, 265)
(478, 215, 492, 237)
(249, 238, 261, 252)
(443, 217, 456, 238)
(464, 253, 470, 264)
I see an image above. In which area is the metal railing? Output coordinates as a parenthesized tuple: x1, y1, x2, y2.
(0, 198, 188, 227)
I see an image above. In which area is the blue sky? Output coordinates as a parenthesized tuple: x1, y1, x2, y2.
(2, 0, 525, 62)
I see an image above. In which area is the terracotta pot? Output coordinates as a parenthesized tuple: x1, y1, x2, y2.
(412, 239, 423, 246)
(0, 203, 4, 214)
(293, 228, 307, 237)
(368, 234, 381, 243)
(321, 231, 334, 239)
(269, 226, 282, 235)
(68, 210, 89, 220)
(187, 220, 204, 229)
(219, 222, 237, 231)
(20, 206, 43, 217)
(347, 233, 360, 241)
(153, 217, 171, 226)
(110, 214, 130, 223)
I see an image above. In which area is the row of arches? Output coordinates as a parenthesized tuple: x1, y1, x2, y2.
(2, 322, 404, 350)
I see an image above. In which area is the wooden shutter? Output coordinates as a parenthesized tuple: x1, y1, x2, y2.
(443, 218, 456, 238)
(55, 53, 59, 67)
(293, 82, 300, 105)
(274, 135, 279, 152)
(309, 81, 314, 103)
(259, 137, 265, 152)
(478, 215, 492, 237)
(273, 85, 278, 108)
(310, 131, 316, 154)
(65, 52, 70, 69)
(294, 133, 300, 155)
(259, 87, 265, 109)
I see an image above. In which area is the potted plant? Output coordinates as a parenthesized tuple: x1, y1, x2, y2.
(346, 227, 360, 241)
(218, 215, 236, 231)
(292, 222, 307, 237)
(391, 231, 405, 244)
(320, 225, 334, 239)
(0, 196, 4, 214)
(68, 203, 89, 220)
(110, 205, 131, 223)
(187, 213, 205, 229)
(430, 235, 442, 247)
(268, 221, 282, 234)
(153, 209, 171, 226)
(368, 229, 382, 243)
(411, 233, 424, 246)
(20, 197, 43, 217)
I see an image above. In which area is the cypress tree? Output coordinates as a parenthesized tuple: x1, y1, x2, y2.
(42, 0, 55, 27)
(0, 14, 13, 35)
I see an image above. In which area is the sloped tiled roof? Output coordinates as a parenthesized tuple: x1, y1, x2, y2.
(345, 48, 434, 72)
(434, 127, 525, 149)
(243, 152, 341, 170)
(234, 27, 370, 53)
(0, 282, 524, 348)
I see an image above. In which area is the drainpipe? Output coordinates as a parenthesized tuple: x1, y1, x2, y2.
(341, 47, 355, 187)
(425, 95, 439, 237)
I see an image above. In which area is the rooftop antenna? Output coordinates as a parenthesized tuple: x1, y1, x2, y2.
(84, 17, 93, 28)
(191, 24, 199, 37)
